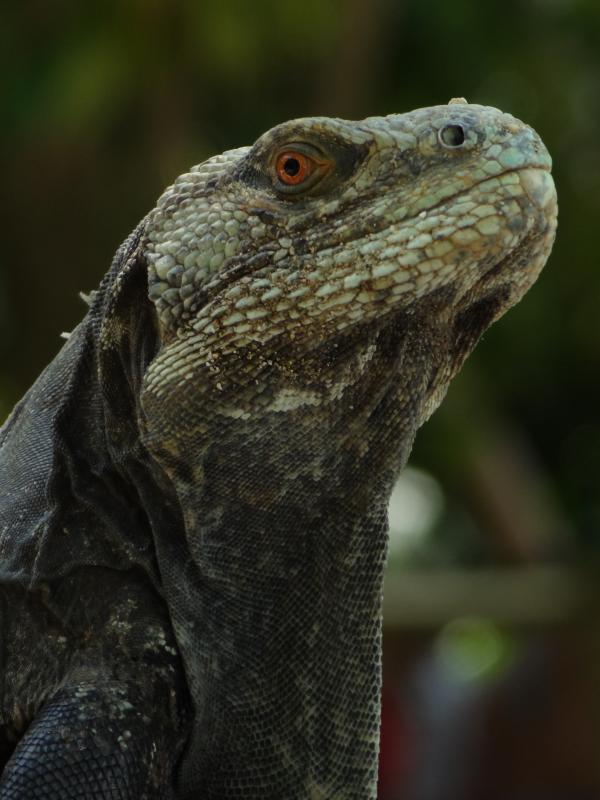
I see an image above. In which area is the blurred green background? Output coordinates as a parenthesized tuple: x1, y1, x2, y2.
(2, 1, 599, 797)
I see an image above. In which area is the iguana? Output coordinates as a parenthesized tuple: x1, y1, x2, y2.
(0, 99, 557, 799)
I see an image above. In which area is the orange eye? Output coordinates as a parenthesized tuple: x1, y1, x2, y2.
(276, 151, 314, 185)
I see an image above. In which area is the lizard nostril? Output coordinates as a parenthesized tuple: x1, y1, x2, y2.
(439, 124, 466, 148)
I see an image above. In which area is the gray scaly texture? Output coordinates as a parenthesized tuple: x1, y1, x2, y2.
(0, 100, 557, 799)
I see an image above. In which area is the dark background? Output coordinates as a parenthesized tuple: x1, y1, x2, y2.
(2, 1, 599, 797)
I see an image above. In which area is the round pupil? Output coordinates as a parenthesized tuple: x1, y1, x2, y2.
(283, 157, 301, 176)
(440, 124, 465, 147)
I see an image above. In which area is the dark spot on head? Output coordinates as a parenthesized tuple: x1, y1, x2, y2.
(508, 215, 526, 234)
(255, 209, 277, 224)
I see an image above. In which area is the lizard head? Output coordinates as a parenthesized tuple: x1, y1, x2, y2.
(139, 101, 556, 481)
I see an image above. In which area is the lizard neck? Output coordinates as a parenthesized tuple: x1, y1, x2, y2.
(169, 462, 391, 800)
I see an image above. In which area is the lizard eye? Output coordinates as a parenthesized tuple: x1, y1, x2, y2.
(273, 146, 332, 193)
(276, 152, 311, 185)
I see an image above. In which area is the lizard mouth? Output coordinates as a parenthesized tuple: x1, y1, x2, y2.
(415, 163, 553, 219)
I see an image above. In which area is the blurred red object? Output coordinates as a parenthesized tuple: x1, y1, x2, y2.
(378, 685, 414, 799)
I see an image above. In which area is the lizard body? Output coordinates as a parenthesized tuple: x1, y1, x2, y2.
(0, 100, 556, 798)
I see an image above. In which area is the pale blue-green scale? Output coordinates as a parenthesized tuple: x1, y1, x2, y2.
(224, 219, 240, 236)
(483, 160, 503, 175)
(499, 147, 527, 169)
(225, 238, 240, 257)
(154, 255, 176, 280)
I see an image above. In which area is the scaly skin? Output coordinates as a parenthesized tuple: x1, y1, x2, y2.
(0, 100, 556, 799)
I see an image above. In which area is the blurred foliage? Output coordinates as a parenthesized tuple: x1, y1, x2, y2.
(1, 0, 599, 556)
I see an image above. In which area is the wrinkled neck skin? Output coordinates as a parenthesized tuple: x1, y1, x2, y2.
(140, 307, 448, 799)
